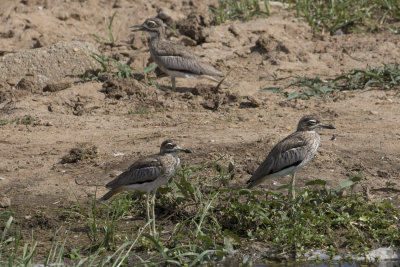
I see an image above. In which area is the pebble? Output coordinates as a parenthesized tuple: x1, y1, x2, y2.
(304, 247, 400, 263)
(0, 196, 11, 208)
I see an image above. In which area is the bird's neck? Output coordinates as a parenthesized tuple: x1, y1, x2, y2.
(149, 30, 165, 43)
(160, 151, 179, 157)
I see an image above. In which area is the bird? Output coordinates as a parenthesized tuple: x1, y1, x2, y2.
(131, 17, 224, 90)
(100, 139, 192, 236)
(246, 115, 335, 199)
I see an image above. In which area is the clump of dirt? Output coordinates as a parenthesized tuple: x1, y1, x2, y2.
(101, 78, 154, 99)
(16, 74, 43, 93)
(239, 96, 260, 108)
(193, 83, 239, 110)
(22, 212, 57, 230)
(61, 144, 98, 164)
(0, 81, 27, 103)
(43, 82, 71, 92)
(176, 11, 212, 44)
(255, 34, 291, 64)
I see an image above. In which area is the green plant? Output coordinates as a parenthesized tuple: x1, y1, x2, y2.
(82, 53, 133, 81)
(262, 64, 400, 100)
(283, 0, 400, 34)
(128, 108, 152, 115)
(210, 0, 270, 25)
(92, 11, 118, 44)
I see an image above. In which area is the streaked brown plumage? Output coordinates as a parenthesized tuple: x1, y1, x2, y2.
(246, 115, 335, 199)
(131, 18, 223, 90)
(101, 140, 192, 235)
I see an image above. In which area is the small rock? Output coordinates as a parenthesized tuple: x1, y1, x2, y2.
(377, 170, 389, 178)
(369, 110, 378, 115)
(43, 82, 71, 92)
(366, 247, 400, 262)
(228, 25, 241, 37)
(0, 196, 11, 208)
(25, 215, 32, 220)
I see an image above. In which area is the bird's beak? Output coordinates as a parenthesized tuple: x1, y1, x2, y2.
(130, 24, 144, 32)
(176, 146, 192, 153)
(320, 123, 336, 129)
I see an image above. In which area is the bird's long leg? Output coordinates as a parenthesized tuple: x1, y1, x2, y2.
(290, 173, 296, 200)
(171, 77, 176, 91)
(151, 190, 157, 237)
(145, 193, 151, 234)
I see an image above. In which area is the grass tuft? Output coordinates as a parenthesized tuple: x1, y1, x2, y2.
(263, 64, 400, 100)
(81, 53, 133, 82)
(210, 0, 270, 25)
(283, 0, 400, 34)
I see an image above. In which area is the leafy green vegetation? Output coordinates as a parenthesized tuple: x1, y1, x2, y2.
(92, 11, 118, 44)
(128, 109, 152, 115)
(210, 0, 270, 25)
(81, 53, 134, 82)
(262, 64, 400, 100)
(0, 115, 38, 126)
(284, 0, 400, 34)
(210, 0, 400, 33)
(1, 162, 399, 265)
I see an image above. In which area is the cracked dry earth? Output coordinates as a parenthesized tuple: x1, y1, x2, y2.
(0, 0, 399, 260)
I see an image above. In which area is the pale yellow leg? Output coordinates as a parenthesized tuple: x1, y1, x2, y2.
(145, 193, 151, 234)
(290, 173, 296, 200)
(151, 191, 157, 237)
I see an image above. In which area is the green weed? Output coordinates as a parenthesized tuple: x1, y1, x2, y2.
(82, 53, 133, 81)
(210, 0, 270, 25)
(0, 115, 38, 126)
(128, 108, 152, 115)
(284, 0, 400, 34)
(92, 11, 118, 44)
(262, 64, 400, 100)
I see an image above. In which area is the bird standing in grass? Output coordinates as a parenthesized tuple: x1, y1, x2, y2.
(101, 140, 192, 236)
(131, 17, 224, 90)
(246, 115, 335, 199)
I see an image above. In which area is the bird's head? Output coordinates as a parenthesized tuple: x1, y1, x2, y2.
(297, 115, 336, 132)
(131, 18, 165, 37)
(160, 140, 192, 155)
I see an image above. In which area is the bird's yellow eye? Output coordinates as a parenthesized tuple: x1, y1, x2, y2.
(147, 21, 157, 28)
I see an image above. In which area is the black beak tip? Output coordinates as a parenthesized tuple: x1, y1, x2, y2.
(327, 125, 336, 129)
(184, 149, 192, 154)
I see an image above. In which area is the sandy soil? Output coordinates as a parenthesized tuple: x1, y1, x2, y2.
(0, 0, 399, 260)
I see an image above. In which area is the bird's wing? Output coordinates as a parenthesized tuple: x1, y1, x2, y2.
(154, 41, 223, 77)
(105, 155, 164, 189)
(247, 133, 309, 184)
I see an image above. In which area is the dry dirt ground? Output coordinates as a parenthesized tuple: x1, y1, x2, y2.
(0, 0, 400, 261)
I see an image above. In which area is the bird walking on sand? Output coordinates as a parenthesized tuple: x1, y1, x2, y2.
(101, 140, 192, 236)
(131, 17, 224, 90)
(246, 115, 335, 199)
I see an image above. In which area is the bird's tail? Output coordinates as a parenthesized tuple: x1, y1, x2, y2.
(99, 187, 124, 201)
